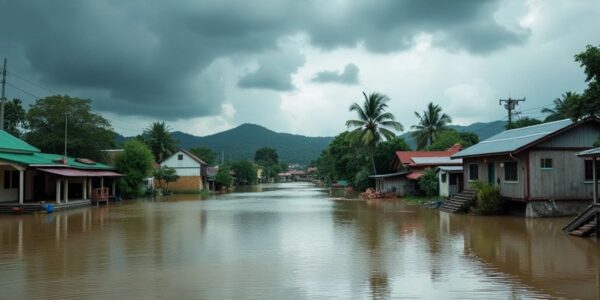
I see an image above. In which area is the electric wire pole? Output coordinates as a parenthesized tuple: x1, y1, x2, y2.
(0, 58, 7, 131)
(499, 97, 525, 127)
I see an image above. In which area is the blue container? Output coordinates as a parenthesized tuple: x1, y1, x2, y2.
(45, 204, 54, 213)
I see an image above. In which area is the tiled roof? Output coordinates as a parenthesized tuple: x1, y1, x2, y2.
(452, 119, 585, 158)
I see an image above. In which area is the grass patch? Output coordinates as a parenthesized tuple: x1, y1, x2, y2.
(401, 195, 437, 205)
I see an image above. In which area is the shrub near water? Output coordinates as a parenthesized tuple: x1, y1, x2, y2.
(472, 180, 504, 214)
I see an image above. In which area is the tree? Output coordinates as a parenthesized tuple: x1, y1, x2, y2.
(418, 168, 439, 198)
(115, 140, 154, 198)
(255, 147, 279, 165)
(411, 102, 452, 150)
(346, 92, 403, 174)
(427, 129, 479, 151)
(189, 147, 216, 166)
(215, 166, 233, 190)
(373, 137, 411, 173)
(229, 160, 257, 185)
(506, 117, 543, 130)
(142, 121, 178, 162)
(574, 44, 600, 119)
(541, 91, 581, 122)
(153, 166, 179, 192)
(316, 131, 368, 185)
(25, 95, 115, 161)
(3, 98, 26, 137)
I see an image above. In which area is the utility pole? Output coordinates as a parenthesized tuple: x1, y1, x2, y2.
(1, 58, 7, 131)
(499, 97, 525, 127)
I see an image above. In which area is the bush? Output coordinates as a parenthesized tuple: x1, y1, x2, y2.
(215, 167, 233, 190)
(115, 140, 154, 198)
(353, 167, 370, 192)
(418, 168, 439, 197)
(471, 180, 504, 214)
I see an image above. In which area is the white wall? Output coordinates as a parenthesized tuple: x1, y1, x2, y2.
(161, 150, 201, 176)
(439, 171, 450, 197)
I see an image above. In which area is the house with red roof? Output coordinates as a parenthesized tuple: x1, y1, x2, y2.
(370, 144, 463, 196)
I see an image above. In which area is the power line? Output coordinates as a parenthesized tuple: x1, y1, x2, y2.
(6, 70, 59, 94)
(5, 81, 43, 100)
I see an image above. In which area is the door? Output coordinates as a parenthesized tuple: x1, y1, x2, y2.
(33, 174, 46, 200)
(487, 162, 495, 185)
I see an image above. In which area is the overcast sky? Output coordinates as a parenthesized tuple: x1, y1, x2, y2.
(1, 0, 599, 137)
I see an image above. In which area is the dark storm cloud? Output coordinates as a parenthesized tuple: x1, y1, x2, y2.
(0, 0, 528, 119)
(312, 64, 360, 85)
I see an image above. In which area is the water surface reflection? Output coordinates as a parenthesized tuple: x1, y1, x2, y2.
(0, 182, 598, 299)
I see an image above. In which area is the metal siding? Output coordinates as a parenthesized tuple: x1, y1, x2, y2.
(529, 150, 592, 200)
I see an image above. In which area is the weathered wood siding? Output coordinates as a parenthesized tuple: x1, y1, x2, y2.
(463, 154, 528, 200)
(376, 177, 409, 196)
(528, 150, 593, 200)
(536, 122, 600, 148)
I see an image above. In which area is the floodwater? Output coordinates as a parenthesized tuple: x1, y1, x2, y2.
(0, 183, 598, 299)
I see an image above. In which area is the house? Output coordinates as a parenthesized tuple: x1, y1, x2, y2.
(438, 166, 464, 197)
(370, 144, 463, 196)
(160, 149, 208, 192)
(451, 118, 600, 217)
(289, 170, 308, 181)
(0, 130, 121, 211)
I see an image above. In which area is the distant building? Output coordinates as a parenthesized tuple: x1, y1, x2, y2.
(370, 144, 463, 196)
(160, 149, 208, 192)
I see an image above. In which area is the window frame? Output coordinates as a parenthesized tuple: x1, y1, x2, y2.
(584, 160, 600, 182)
(468, 163, 479, 181)
(441, 173, 447, 183)
(540, 158, 553, 170)
(504, 161, 519, 183)
(177, 154, 184, 161)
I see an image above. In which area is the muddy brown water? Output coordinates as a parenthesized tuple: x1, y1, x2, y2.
(0, 182, 598, 299)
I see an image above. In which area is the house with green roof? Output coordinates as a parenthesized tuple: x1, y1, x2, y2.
(450, 118, 600, 217)
(0, 130, 121, 208)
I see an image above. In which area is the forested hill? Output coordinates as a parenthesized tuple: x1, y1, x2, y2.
(117, 124, 334, 165)
(400, 120, 507, 149)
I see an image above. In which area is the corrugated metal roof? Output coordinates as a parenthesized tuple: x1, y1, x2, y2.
(411, 157, 462, 165)
(37, 168, 122, 177)
(0, 152, 115, 169)
(453, 119, 574, 158)
(438, 166, 463, 172)
(369, 171, 410, 178)
(577, 147, 600, 157)
(0, 130, 41, 153)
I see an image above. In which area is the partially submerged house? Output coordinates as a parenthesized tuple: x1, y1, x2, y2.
(371, 144, 463, 196)
(438, 166, 464, 197)
(160, 149, 208, 192)
(451, 118, 600, 217)
(0, 131, 121, 211)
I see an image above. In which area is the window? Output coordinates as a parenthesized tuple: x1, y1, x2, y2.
(441, 173, 447, 183)
(504, 161, 518, 182)
(468, 164, 478, 181)
(177, 154, 184, 160)
(540, 158, 553, 169)
(3, 170, 19, 189)
(584, 160, 600, 181)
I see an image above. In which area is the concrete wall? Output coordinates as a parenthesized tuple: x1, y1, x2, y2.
(525, 199, 591, 217)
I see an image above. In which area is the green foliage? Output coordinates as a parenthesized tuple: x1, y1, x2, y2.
(418, 168, 439, 197)
(346, 92, 403, 174)
(506, 117, 543, 130)
(115, 140, 154, 198)
(541, 91, 582, 122)
(373, 137, 411, 173)
(229, 160, 257, 185)
(153, 166, 179, 192)
(142, 121, 178, 162)
(189, 147, 216, 166)
(594, 135, 600, 147)
(411, 102, 452, 150)
(316, 132, 367, 184)
(215, 167, 233, 189)
(3, 99, 26, 137)
(471, 180, 504, 215)
(25, 95, 115, 161)
(573, 44, 600, 119)
(353, 167, 371, 192)
(427, 129, 479, 151)
(255, 147, 280, 179)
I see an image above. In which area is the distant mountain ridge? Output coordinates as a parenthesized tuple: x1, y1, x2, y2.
(115, 120, 507, 164)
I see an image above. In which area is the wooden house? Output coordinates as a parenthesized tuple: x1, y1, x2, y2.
(371, 144, 463, 196)
(160, 149, 208, 192)
(451, 118, 600, 217)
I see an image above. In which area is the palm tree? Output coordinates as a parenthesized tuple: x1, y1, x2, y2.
(411, 102, 452, 150)
(346, 92, 403, 174)
(541, 91, 580, 122)
(143, 121, 178, 162)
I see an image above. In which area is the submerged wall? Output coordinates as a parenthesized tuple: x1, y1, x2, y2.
(524, 199, 591, 217)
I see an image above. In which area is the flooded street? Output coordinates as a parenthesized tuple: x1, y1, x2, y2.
(0, 182, 599, 299)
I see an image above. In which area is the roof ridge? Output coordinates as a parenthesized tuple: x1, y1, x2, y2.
(503, 118, 570, 133)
